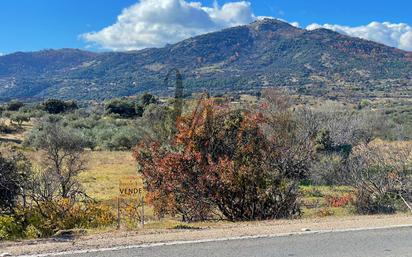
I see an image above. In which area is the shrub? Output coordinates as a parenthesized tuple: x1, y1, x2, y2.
(325, 194, 353, 208)
(135, 94, 314, 221)
(10, 112, 30, 127)
(346, 140, 412, 214)
(314, 208, 335, 217)
(0, 151, 31, 213)
(173, 224, 201, 230)
(78, 129, 98, 150)
(22, 200, 116, 236)
(0, 215, 23, 240)
(110, 127, 142, 150)
(6, 100, 24, 111)
(105, 99, 139, 118)
(353, 191, 397, 214)
(24, 224, 42, 239)
(42, 99, 78, 114)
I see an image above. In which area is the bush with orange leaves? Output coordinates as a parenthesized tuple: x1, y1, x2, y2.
(325, 194, 354, 208)
(134, 92, 314, 222)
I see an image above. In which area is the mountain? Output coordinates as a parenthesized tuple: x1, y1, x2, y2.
(1, 19, 412, 101)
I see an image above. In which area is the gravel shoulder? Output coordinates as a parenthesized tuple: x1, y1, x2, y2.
(1, 214, 411, 256)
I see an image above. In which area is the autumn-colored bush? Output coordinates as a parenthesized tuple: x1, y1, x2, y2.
(135, 143, 215, 221)
(135, 93, 314, 221)
(120, 199, 144, 229)
(325, 194, 354, 208)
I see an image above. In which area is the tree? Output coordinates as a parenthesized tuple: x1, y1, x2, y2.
(141, 104, 177, 142)
(64, 100, 78, 112)
(43, 99, 78, 114)
(105, 99, 138, 118)
(10, 112, 30, 127)
(135, 104, 144, 117)
(105, 95, 158, 119)
(20, 121, 118, 236)
(30, 122, 87, 201)
(139, 93, 157, 107)
(6, 100, 24, 111)
(315, 129, 334, 152)
(0, 150, 31, 214)
(134, 93, 158, 118)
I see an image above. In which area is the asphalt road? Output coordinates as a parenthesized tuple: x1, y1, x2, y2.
(62, 227, 412, 257)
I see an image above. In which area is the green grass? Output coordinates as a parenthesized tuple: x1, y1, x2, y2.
(300, 185, 355, 218)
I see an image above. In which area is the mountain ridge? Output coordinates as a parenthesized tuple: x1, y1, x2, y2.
(1, 19, 411, 101)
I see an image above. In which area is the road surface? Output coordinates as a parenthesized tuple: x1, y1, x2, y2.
(56, 227, 412, 257)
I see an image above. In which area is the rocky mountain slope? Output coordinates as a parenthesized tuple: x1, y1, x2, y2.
(1, 19, 411, 101)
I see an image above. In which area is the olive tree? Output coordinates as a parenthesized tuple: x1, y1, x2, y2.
(30, 122, 87, 202)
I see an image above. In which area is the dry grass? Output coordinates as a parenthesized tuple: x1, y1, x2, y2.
(0, 118, 33, 143)
(79, 151, 159, 222)
(78, 151, 142, 201)
(28, 150, 143, 203)
(25, 149, 360, 222)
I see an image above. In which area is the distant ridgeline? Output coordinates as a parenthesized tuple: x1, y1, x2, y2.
(1, 19, 412, 102)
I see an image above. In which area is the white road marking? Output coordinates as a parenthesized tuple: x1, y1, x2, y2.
(18, 224, 412, 257)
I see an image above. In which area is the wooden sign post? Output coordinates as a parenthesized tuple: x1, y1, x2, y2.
(117, 196, 121, 229)
(141, 195, 145, 228)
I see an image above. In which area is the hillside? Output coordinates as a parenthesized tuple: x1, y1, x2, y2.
(1, 19, 412, 101)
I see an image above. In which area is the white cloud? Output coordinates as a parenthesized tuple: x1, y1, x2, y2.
(289, 22, 300, 28)
(306, 21, 412, 51)
(82, 0, 260, 51)
(82, 1, 412, 52)
(400, 31, 412, 51)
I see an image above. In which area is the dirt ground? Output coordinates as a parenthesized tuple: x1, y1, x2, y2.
(1, 214, 411, 256)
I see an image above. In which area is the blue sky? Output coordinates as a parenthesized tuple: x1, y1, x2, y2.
(1, 0, 412, 54)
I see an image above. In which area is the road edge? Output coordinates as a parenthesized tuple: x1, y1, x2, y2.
(17, 224, 412, 257)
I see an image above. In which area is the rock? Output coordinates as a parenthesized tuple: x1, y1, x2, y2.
(301, 228, 311, 232)
(1, 253, 12, 257)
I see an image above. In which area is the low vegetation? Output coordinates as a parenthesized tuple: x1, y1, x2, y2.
(1, 90, 411, 240)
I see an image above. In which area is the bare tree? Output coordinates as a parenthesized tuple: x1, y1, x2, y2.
(30, 123, 87, 203)
(307, 101, 380, 146)
(261, 89, 315, 180)
(296, 101, 385, 185)
(346, 140, 412, 214)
